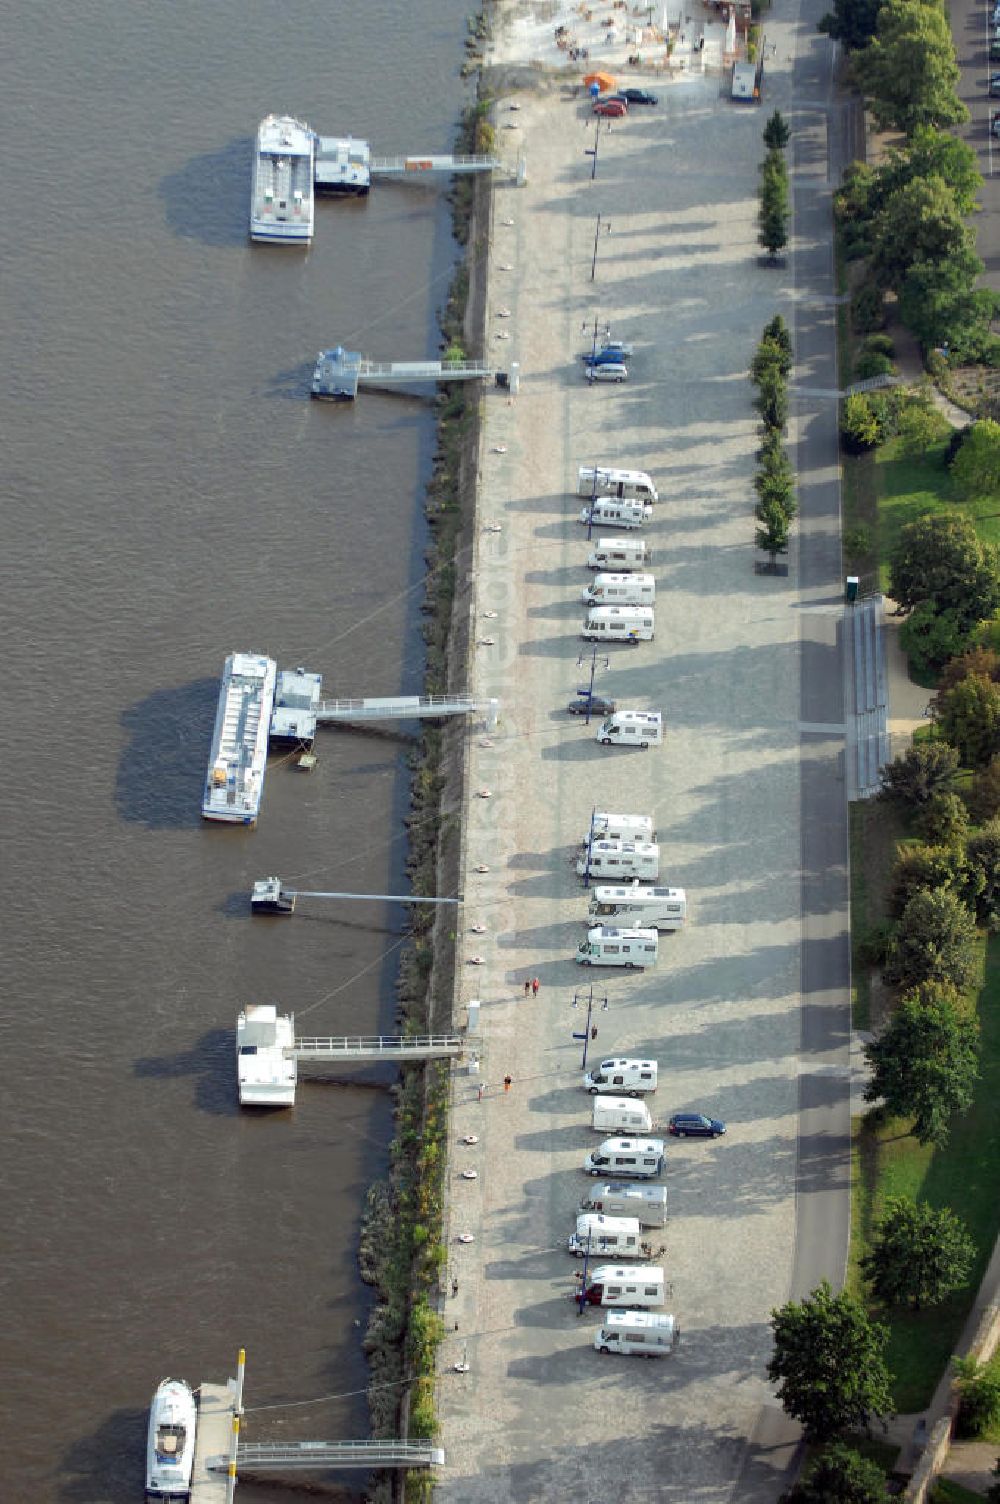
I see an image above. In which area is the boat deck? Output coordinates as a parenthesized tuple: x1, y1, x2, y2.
(189, 1382, 235, 1504)
(202, 653, 277, 824)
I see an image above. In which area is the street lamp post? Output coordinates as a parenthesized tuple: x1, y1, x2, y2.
(572, 985, 609, 1070)
(584, 117, 603, 180)
(591, 213, 612, 281)
(575, 650, 610, 732)
(577, 1226, 593, 1315)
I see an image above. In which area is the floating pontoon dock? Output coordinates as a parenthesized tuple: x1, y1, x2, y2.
(312, 344, 519, 401)
(313, 134, 525, 194)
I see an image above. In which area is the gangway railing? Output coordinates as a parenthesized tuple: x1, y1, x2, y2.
(213, 1439, 445, 1472)
(292, 1034, 465, 1062)
(311, 346, 518, 401)
(371, 152, 525, 185)
(316, 693, 499, 730)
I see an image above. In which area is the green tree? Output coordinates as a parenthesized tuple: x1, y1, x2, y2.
(938, 646, 1000, 695)
(763, 110, 791, 150)
(768, 1281, 892, 1442)
(871, 175, 973, 292)
(759, 150, 790, 257)
(818, 0, 882, 49)
(756, 495, 791, 562)
(879, 740, 960, 807)
(879, 126, 982, 218)
(955, 1357, 1000, 1439)
(896, 388, 944, 455)
(780, 1442, 889, 1503)
(754, 366, 788, 431)
(854, 0, 969, 137)
(970, 755, 1000, 824)
(865, 981, 979, 1145)
(898, 249, 995, 354)
(900, 602, 974, 679)
(952, 420, 1000, 500)
(841, 392, 884, 452)
(915, 789, 970, 847)
(884, 887, 979, 994)
(963, 820, 1000, 930)
(751, 337, 793, 386)
(862, 1197, 975, 1309)
(890, 513, 1000, 623)
(936, 674, 1000, 769)
(887, 843, 965, 920)
(763, 313, 793, 366)
(755, 442, 795, 501)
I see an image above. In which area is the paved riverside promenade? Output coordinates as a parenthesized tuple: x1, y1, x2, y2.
(435, 7, 850, 1500)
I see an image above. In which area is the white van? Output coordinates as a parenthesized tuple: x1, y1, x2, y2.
(578, 1264, 665, 1308)
(567, 1213, 643, 1258)
(575, 840, 660, 881)
(584, 1058, 658, 1097)
(587, 538, 651, 572)
(581, 573, 655, 607)
(587, 362, 628, 384)
(585, 812, 655, 844)
(593, 1097, 654, 1134)
(577, 926, 658, 968)
(588, 884, 687, 931)
(577, 467, 659, 503)
(581, 606, 655, 643)
(577, 499, 651, 530)
(585, 1137, 665, 1179)
(580, 1182, 668, 1227)
(595, 711, 663, 748)
(594, 1310, 678, 1356)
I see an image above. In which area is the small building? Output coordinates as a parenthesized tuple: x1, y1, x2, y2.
(732, 60, 761, 102)
(270, 667, 321, 745)
(314, 136, 371, 194)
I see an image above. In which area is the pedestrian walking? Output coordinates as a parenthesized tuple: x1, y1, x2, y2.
(503, 1074, 512, 1093)
(531, 977, 540, 997)
(524, 979, 531, 997)
(451, 1277, 459, 1297)
(477, 1082, 485, 1102)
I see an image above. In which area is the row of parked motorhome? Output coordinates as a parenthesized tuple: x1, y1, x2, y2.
(573, 811, 687, 967)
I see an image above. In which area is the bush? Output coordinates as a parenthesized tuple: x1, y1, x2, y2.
(914, 790, 970, 846)
(852, 279, 886, 333)
(864, 333, 895, 359)
(970, 755, 1000, 823)
(854, 349, 895, 382)
(900, 602, 974, 678)
(841, 393, 885, 451)
(888, 843, 965, 918)
(955, 1356, 1000, 1439)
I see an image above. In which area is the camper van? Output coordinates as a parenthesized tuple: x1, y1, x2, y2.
(567, 1213, 643, 1258)
(580, 1182, 668, 1227)
(581, 573, 656, 607)
(577, 926, 658, 968)
(581, 606, 655, 643)
(594, 1310, 678, 1356)
(577, 466, 659, 503)
(587, 537, 651, 572)
(577, 498, 651, 530)
(588, 884, 687, 931)
(595, 711, 663, 748)
(577, 1264, 666, 1308)
(584, 1058, 658, 1097)
(575, 840, 660, 881)
(585, 1138, 665, 1179)
(585, 812, 655, 844)
(592, 1097, 654, 1134)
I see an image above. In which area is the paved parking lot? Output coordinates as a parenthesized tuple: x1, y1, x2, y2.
(435, 8, 850, 1499)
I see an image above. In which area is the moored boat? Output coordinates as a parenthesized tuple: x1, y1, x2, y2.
(146, 1377, 196, 1499)
(202, 652, 277, 826)
(250, 114, 315, 243)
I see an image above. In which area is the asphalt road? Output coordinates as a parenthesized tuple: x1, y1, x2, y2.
(952, 0, 1000, 291)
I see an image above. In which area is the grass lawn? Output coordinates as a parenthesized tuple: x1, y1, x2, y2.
(932, 1481, 991, 1504)
(874, 431, 957, 594)
(851, 934, 1000, 1412)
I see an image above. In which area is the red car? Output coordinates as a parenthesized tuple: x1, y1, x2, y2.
(593, 98, 627, 117)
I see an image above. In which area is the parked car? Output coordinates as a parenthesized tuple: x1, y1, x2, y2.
(588, 362, 628, 383)
(991, 74, 1000, 96)
(568, 694, 618, 716)
(593, 98, 627, 118)
(993, 112, 1000, 139)
(992, 38, 1000, 59)
(618, 87, 658, 105)
(584, 348, 629, 367)
(668, 1113, 727, 1139)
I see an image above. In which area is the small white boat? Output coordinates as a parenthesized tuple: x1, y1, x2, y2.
(250, 114, 315, 243)
(146, 1377, 196, 1499)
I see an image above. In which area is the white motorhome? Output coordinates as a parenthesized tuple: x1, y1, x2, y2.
(581, 573, 656, 607)
(577, 926, 658, 968)
(567, 1213, 643, 1258)
(582, 606, 655, 643)
(588, 884, 687, 931)
(595, 711, 663, 748)
(594, 1310, 678, 1356)
(585, 1138, 665, 1179)
(578, 1264, 666, 1308)
(575, 840, 660, 881)
(577, 466, 659, 503)
(587, 538, 651, 572)
(592, 1097, 654, 1134)
(577, 498, 651, 530)
(584, 1058, 658, 1097)
(580, 1182, 668, 1227)
(585, 811, 655, 844)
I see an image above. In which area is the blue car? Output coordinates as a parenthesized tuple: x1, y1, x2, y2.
(583, 347, 629, 367)
(668, 1113, 726, 1139)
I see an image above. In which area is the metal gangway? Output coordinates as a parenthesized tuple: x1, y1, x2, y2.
(312, 344, 519, 400)
(371, 152, 526, 185)
(215, 1439, 445, 1472)
(292, 1033, 465, 1062)
(316, 692, 499, 730)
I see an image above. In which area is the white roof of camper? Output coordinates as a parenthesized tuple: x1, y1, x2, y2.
(594, 1058, 657, 1071)
(577, 1213, 642, 1235)
(589, 1264, 664, 1282)
(592, 884, 684, 901)
(588, 927, 658, 942)
(598, 1138, 664, 1154)
(588, 840, 658, 857)
(602, 1310, 675, 1332)
(580, 466, 653, 482)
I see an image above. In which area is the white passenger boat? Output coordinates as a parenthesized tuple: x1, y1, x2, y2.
(145, 1377, 196, 1499)
(202, 652, 277, 826)
(237, 1003, 297, 1106)
(249, 114, 315, 243)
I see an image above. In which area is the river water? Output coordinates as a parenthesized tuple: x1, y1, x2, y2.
(0, 3, 471, 1498)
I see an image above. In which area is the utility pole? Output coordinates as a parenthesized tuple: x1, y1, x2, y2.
(591, 213, 612, 281)
(575, 653, 610, 732)
(572, 984, 609, 1070)
(584, 116, 603, 180)
(577, 1226, 594, 1316)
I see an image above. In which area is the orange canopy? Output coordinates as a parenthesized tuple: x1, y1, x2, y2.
(584, 71, 617, 91)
